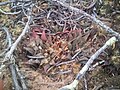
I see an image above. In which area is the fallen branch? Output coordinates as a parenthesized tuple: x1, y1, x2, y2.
(4, 15, 31, 60)
(15, 64, 28, 90)
(59, 37, 117, 90)
(0, 16, 31, 90)
(0, 1, 31, 90)
(50, 0, 120, 39)
(9, 64, 22, 90)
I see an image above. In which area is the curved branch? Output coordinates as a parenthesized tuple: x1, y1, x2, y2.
(0, 27, 12, 57)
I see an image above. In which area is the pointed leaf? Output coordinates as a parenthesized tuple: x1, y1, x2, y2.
(41, 30, 47, 41)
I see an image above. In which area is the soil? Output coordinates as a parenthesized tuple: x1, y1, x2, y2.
(0, 0, 120, 90)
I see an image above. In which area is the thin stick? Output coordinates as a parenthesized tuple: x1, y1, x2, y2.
(0, 16, 31, 90)
(83, 74, 88, 90)
(4, 16, 31, 60)
(9, 64, 22, 90)
(15, 64, 28, 90)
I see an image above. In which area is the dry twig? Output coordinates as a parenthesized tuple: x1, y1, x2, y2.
(59, 37, 117, 90)
(50, 0, 120, 39)
(0, 16, 31, 90)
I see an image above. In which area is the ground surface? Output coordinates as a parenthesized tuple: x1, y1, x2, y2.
(0, 0, 120, 90)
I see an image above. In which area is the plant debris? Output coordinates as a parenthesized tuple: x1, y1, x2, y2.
(0, 0, 120, 90)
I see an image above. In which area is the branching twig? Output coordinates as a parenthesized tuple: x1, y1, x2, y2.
(0, 15, 31, 90)
(0, 16, 31, 77)
(50, 0, 120, 39)
(0, 1, 32, 90)
(83, 74, 88, 90)
(59, 37, 117, 90)
(4, 16, 31, 60)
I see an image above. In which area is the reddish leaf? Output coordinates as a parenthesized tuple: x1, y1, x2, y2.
(32, 30, 37, 38)
(32, 28, 40, 39)
(41, 30, 47, 41)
